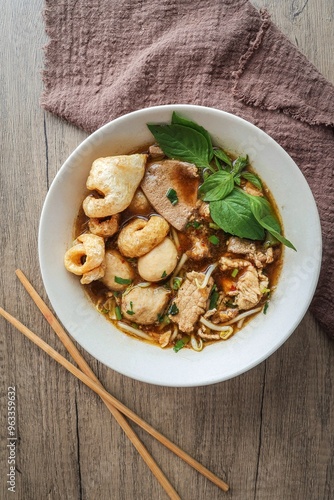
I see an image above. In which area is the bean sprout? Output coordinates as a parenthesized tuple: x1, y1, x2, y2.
(199, 316, 234, 332)
(171, 324, 179, 341)
(195, 263, 218, 289)
(117, 321, 153, 340)
(171, 227, 181, 253)
(219, 328, 234, 340)
(170, 253, 188, 281)
(190, 334, 203, 351)
(237, 318, 245, 329)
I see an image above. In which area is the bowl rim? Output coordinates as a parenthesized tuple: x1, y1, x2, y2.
(38, 104, 322, 387)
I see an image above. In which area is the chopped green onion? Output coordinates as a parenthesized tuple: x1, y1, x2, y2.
(168, 303, 179, 316)
(263, 301, 269, 314)
(114, 276, 132, 285)
(126, 301, 135, 315)
(161, 270, 167, 278)
(209, 285, 219, 310)
(208, 235, 219, 245)
(172, 277, 182, 290)
(263, 230, 280, 249)
(209, 222, 220, 230)
(186, 220, 202, 229)
(157, 314, 171, 328)
(157, 313, 165, 323)
(101, 308, 109, 314)
(166, 188, 178, 205)
(115, 305, 122, 320)
(173, 335, 190, 353)
(225, 300, 237, 308)
(261, 287, 270, 295)
(231, 268, 239, 278)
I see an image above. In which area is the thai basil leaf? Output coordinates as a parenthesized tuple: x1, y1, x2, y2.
(198, 171, 235, 201)
(249, 195, 296, 250)
(241, 171, 263, 190)
(210, 189, 265, 240)
(147, 124, 211, 168)
(171, 112, 214, 161)
(231, 155, 248, 175)
(214, 156, 222, 170)
(213, 148, 233, 168)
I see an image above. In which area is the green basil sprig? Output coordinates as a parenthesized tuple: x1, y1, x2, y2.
(147, 112, 295, 250)
(198, 154, 250, 202)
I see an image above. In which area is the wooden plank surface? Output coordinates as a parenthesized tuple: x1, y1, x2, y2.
(1, 0, 333, 499)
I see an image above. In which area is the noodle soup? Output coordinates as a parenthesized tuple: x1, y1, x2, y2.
(64, 113, 292, 353)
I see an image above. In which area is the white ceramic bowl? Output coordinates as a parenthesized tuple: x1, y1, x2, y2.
(39, 104, 322, 387)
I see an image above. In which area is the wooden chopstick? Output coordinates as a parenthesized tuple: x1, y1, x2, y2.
(1, 305, 229, 493)
(2, 272, 229, 494)
(14, 271, 180, 500)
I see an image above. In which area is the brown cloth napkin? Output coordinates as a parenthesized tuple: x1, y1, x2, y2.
(41, 0, 334, 338)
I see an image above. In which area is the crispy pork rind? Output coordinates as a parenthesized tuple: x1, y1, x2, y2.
(117, 215, 170, 258)
(88, 214, 120, 238)
(64, 233, 105, 277)
(83, 154, 147, 218)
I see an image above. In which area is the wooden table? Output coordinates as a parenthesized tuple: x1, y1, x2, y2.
(1, 1, 333, 498)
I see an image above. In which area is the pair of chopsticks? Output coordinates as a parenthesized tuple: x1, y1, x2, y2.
(0, 270, 229, 499)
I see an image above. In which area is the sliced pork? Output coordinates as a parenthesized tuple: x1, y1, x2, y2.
(170, 271, 213, 332)
(141, 160, 199, 231)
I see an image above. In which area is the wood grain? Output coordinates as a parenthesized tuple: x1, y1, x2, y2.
(1, 1, 333, 499)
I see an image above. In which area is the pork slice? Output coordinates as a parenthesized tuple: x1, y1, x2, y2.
(227, 236, 274, 268)
(170, 271, 213, 333)
(219, 255, 263, 310)
(141, 160, 199, 231)
(227, 236, 256, 255)
(234, 267, 262, 310)
(186, 234, 211, 261)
